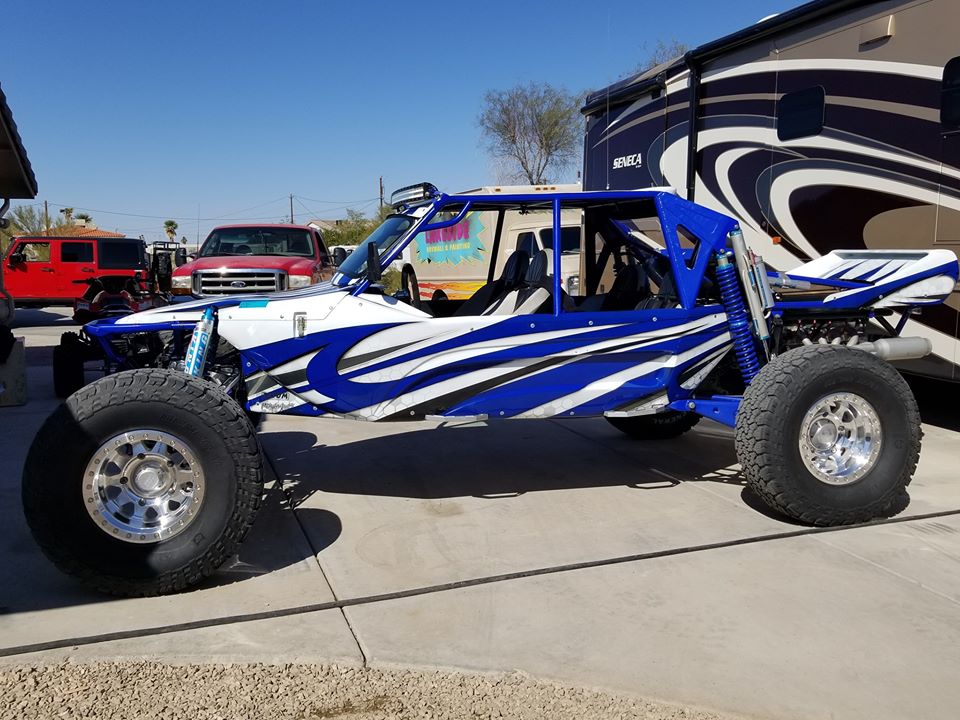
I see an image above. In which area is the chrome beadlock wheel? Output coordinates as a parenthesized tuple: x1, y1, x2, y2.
(83, 430, 205, 543)
(799, 392, 882, 486)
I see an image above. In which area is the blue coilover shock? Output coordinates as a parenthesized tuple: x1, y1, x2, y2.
(715, 251, 761, 383)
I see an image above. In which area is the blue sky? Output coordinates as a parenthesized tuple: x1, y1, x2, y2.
(4, 0, 797, 241)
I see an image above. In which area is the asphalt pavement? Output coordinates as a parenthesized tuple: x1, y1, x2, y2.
(2, 307, 960, 720)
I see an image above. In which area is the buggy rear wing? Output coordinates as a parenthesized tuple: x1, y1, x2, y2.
(777, 249, 959, 310)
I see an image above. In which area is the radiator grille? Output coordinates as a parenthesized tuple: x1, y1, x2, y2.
(192, 269, 286, 296)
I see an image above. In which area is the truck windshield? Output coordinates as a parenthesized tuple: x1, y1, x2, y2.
(336, 215, 415, 280)
(198, 228, 314, 258)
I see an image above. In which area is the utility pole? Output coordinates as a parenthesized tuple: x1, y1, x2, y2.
(44, 200, 49, 233)
(379, 177, 384, 214)
(289, 194, 294, 224)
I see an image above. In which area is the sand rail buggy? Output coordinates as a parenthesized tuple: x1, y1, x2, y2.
(22, 184, 959, 595)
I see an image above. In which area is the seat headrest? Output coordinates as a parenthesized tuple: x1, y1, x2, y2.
(525, 249, 553, 283)
(501, 250, 530, 285)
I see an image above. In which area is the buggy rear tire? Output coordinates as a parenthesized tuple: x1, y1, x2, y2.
(22, 369, 263, 596)
(53, 334, 85, 398)
(735, 345, 920, 526)
(606, 411, 700, 440)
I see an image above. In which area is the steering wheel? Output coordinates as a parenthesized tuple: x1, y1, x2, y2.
(400, 263, 423, 310)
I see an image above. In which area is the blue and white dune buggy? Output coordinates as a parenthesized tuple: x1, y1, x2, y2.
(23, 183, 959, 595)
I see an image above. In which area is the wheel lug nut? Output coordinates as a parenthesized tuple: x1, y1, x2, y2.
(120, 477, 128, 484)
(138, 499, 146, 506)
(137, 453, 145, 459)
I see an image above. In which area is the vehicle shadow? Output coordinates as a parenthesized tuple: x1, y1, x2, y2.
(260, 420, 749, 508)
(260, 418, 918, 529)
(9, 307, 77, 328)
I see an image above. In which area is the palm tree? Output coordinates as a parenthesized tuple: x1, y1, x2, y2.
(163, 220, 178, 241)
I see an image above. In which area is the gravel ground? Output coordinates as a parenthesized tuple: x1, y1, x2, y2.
(0, 662, 745, 720)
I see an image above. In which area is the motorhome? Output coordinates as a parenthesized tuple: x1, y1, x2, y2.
(582, 0, 960, 380)
(406, 184, 583, 301)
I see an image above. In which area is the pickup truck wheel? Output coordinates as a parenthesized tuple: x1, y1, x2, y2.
(736, 345, 920, 526)
(22, 368, 263, 596)
(606, 411, 700, 439)
(52, 335, 85, 397)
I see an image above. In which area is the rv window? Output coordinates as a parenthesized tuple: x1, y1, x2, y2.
(777, 86, 825, 141)
(941, 57, 960, 129)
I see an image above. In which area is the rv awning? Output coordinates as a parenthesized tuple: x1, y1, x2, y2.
(582, 0, 881, 116)
(0, 83, 38, 199)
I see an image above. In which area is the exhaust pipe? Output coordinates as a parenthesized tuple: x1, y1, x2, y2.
(852, 337, 932, 361)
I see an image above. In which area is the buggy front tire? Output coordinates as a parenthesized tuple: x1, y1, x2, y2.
(606, 411, 700, 440)
(22, 368, 264, 596)
(735, 345, 921, 526)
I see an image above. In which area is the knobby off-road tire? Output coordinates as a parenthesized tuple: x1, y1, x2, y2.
(22, 368, 263, 596)
(606, 411, 701, 440)
(736, 345, 921, 526)
(52, 334, 85, 398)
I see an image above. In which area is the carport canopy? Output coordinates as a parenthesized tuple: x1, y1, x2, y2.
(0, 83, 37, 199)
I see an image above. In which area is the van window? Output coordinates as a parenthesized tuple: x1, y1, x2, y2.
(61, 242, 94, 263)
(515, 232, 537, 258)
(777, 86, 825, 141)
(941, 57, 960, 129)
(538, 227, 581, 254)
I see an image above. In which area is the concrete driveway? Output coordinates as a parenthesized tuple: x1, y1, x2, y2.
(2, 308, 959, 720)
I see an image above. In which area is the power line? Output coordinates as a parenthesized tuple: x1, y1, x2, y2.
(35, 195, 380, 223)
(295, 195, 380, 205)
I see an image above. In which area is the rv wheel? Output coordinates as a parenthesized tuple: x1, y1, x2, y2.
(22, 369, 264, 596)
(736, 345, 920, 526)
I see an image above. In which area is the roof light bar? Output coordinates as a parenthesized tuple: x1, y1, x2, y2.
(390, 182, 440, 209)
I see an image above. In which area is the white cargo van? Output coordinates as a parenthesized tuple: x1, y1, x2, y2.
(406, 184, 582, 301)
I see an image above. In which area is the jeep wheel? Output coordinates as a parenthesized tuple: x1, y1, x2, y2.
(22, 369, 263, 596)
(52, 334, 86, 397)
(736, 345, 920, 526)
(606, 411, 700, 440)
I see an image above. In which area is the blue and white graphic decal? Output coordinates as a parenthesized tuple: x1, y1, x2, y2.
(241, 308, 732, 421)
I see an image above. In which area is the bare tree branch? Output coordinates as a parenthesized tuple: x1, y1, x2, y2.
(478, 83, 581, 185)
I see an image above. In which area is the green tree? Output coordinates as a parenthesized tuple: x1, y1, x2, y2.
(0, 204, 69, 252)
(323, 208, 378, 247)
(163, 220, 179, 241)
(75, 212, 93, 223)
(478, 82, 581, 185)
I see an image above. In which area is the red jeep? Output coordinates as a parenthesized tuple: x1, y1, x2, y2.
(171, 224, 334, 297)
(2, 236, 150, 306)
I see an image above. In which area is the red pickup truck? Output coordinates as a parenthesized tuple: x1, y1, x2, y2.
(171, 223, 334, 297)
